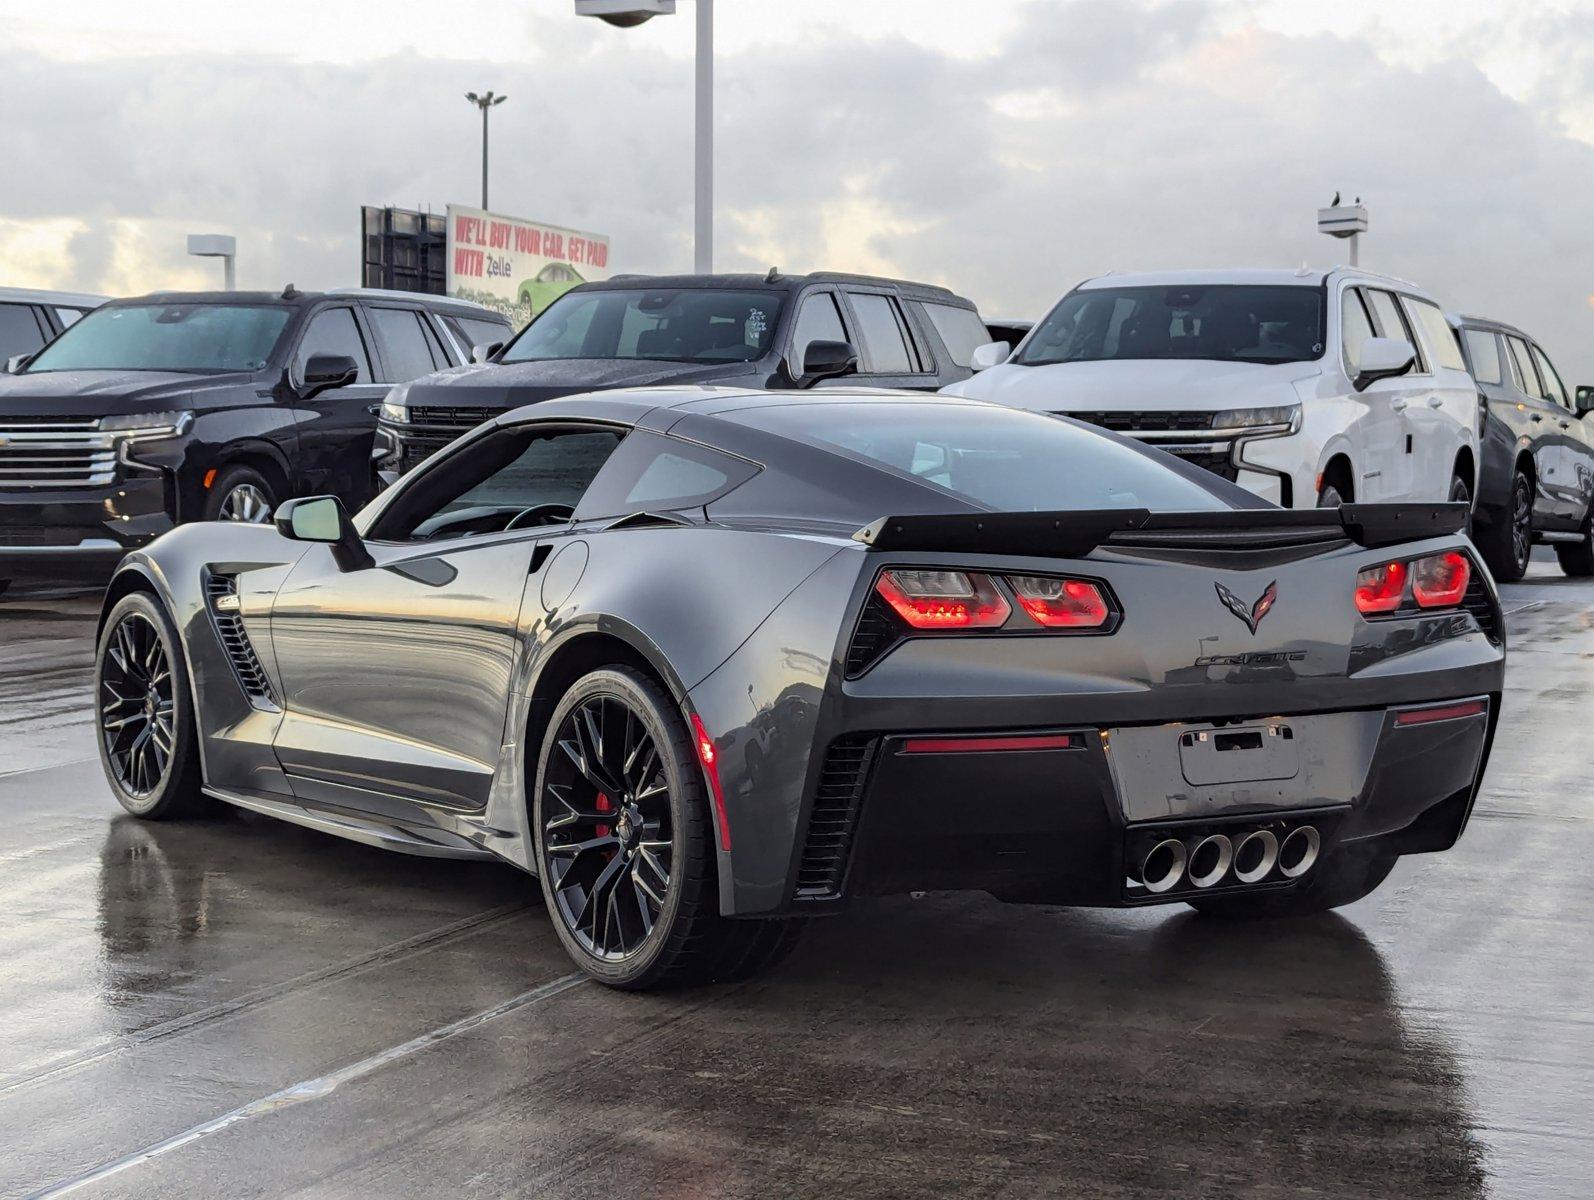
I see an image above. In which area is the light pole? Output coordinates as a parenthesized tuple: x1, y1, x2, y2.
(186, 234, 236, 290)
(465, 90, 507, 211)
(1317, 194, 1368, 268)
(576, 1, 713, 273)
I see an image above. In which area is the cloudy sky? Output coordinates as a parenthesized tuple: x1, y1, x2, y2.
(4, 0, 1593, 377)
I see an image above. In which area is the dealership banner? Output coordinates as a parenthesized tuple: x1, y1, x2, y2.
(445, 204, 611, 326)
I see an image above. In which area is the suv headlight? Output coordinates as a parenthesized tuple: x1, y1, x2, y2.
(380, 383, 411, 424)
(101, 410, 194, 441)
(1213, 404, 1301, 435)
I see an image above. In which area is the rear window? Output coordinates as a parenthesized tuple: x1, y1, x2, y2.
(922, 302, 990, 367)
(726, 402, 1235, 512)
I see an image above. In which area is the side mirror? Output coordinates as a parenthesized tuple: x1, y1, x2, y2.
(3, 353, 31, 374)
(297, 353, 359, 400)
(273, 495, 373, 571)
(1352, 337, 1417, 392)
(969, 340, 1011, 372)
(1576, 385, 1594, 416)
(470, 341, 503, 364)
(793, 339, 858, 389)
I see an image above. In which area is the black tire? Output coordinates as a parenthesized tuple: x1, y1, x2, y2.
(531, 665, 803, 990)
(203, 465, 277, 524)
(1478, 470, 1533, 582)
(1556, 506, 1594, 576)
(1448, 473, 1473, 537)
(1317, 481, 1346, 508)
(0, 579, 10, 599)
(1186, 845, 1397, 919)
(94, 591, 209, 819)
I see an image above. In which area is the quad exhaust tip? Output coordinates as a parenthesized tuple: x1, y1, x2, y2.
(1141, 838, 1187, 893)
(1278, 826, 1321, 878)
(1187, 834, 1234, 889)
(1232, 830, 1279, 884)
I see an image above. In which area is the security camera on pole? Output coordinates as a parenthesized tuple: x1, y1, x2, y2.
(575, 0, 713, 273)
(1317, 192, 1368, 267)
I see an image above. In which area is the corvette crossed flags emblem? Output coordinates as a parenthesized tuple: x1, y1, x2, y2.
(1214, 580, 1278, 635)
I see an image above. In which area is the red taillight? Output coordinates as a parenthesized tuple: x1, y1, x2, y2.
(1008, 575, 1110, 628)
(1394, 698, 1487, 726)
(1411, 551, 1470, 608)
(875, 569, 1011, 629)
(1354, 560, 1407, 614)
(690, 712, 731, 851)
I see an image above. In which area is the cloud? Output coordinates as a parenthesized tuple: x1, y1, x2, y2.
(1, 0, 1592, 380)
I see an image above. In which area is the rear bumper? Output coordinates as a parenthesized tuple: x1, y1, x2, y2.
(0, 477, 173, 580)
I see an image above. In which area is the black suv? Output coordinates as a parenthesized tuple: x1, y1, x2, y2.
(1452, 314, 1594, 580)
(375, 271, 989, 477)
(0, 287, 512, 588)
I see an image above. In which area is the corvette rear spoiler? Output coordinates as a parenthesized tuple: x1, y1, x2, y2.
(851, 503, 1469, 556)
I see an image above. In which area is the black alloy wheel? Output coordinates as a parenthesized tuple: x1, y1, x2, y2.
(1449, 474, 1473, 538)
(203, 465, 277, 524)
(541, 692, 675, 961)
(1479, 471, 1534, 582)
(94, 592, 207, 818)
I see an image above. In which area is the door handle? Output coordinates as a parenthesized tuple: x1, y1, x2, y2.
(1427, 396, 1444, 408)
(1560, 420, 1573, 430)
(1390, 399, 1409, 412)
(1531, 414, 1543, 423)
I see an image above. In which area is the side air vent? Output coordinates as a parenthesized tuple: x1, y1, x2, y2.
(1462, 569, 1503, 645)
(206, 573, 278, 708)
(794, 737, 877, 900)
(844, 593, 905, 678)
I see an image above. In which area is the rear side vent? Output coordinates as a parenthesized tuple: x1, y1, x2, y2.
(1462, 569, 1502, 645)
(206, 573, 278, 708)
(795, 737, 877, 900)
(844, 593, 905, 677)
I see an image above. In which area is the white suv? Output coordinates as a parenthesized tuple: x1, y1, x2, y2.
(944, 268, 1480, 509)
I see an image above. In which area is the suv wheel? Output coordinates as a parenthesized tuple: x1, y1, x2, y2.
(1556, 506, 1594, 577)
(205, 466, 277, 523)
(532, 666, 803, 989)
(1448, 474, 1473, 536)
(1478, 469, 1533, 582)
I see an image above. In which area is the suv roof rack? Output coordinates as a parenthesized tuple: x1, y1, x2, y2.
(323, 286, 497, 311)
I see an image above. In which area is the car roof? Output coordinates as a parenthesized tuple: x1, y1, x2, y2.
(577, 271, 974, 306)
(0, 286, 108, 307)
(1075, 266, 1427, 293)
(1451, 313, 1532, 340)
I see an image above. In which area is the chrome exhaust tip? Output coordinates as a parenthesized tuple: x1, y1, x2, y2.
(1232, 830, 1279, 884)
(1278, 826, 1321, 878)
(1140, 838, 1187, 894)
(1187, 834, 1234, 889)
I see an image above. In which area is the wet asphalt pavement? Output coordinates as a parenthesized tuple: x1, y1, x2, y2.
(0, 570, 1590, 1199)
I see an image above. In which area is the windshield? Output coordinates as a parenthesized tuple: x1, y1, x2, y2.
(501, 288, 782, 365)
(727, 402, 1237, 512)
(25, 303, 292, 374)
(1017, 285, 1325, 367)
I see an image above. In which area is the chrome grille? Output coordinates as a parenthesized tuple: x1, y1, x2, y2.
(206, 573, 277, 707)
(0, 418, 117, 487)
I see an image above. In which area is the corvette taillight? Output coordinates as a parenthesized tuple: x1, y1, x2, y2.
(1008, 574, 1111, 628)
(1355, 551, 1471, 616)
(1412, 550, 1470, 608)
(875, 569, 1011, 629)
(1354, 560, 1407, 614)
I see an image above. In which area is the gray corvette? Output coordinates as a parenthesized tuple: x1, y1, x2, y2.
(93, 387, 1504, 988)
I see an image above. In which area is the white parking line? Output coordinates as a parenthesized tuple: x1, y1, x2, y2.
(27, 971, 587, 1199)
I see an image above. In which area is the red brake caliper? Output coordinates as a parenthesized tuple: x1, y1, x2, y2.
(595, 793, 614, 859)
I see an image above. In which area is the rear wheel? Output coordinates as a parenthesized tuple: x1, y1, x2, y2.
(1187, 845, 1397, 919)
(1556, 506, 1594, 576)
(204, 465, 277, 524)
(1478, 470, 1533, 582)
(532, 666, 803, 989)
(94, 591, 209, 819)
(1448, 473, 1473, 537)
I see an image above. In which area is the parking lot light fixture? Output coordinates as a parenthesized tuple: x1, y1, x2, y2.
(465, 91, 507, 210)
(186, 234, 237, 290)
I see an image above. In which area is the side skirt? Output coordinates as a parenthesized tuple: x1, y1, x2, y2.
(203, 785, 498, 861)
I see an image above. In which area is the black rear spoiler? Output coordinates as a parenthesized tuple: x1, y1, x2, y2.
(852, 503, 1469, 556)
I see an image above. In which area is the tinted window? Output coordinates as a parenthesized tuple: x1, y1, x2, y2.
(53, 307, 90, 330)
(727, 402, 1235, 512)
(26, 303, 290, 373)
(849, 294, 915, 374)
(448, 315, 513, 352)
(1506, 336, 1542, 398)
(576, 431, 760, 519)
(1340, 289, 1375, 369)
(295, 308, 371, 384)
(1364, 289, 1417, 362)
(0, 304, 46, 358)
(790, 292, 848, 365)
(1403, 298, 1465, 371)
(1531, 344, 1570, 408)
(922, 302, 990, 367)
(1018, 285, 1325, 366)
(370, 308, 437, 382)
(1463, 329, 1503, 386)
(502, 288, 781, 365)
(416, 314, 451, 367)
(376, 427, 622, 540)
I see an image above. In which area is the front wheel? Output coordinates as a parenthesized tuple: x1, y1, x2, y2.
(532, 666, 802, 989)
(1187, 845, 1397, 919)
(1477, 470, 1533, 582)
(203, 465, 277, 524)
(1556, 506, 1594, 577)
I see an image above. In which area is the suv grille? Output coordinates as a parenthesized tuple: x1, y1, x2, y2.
(206, 574, 277, 707)
(795, 737, 877, 900)
(1165, 447, 1241, 482)
(0, 418, 116, 487)
(1063, 410, 1219, 433)
(407, 405, 495, 430)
